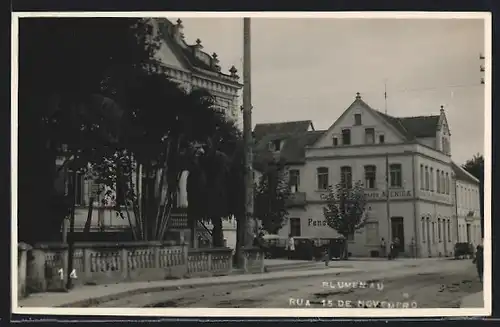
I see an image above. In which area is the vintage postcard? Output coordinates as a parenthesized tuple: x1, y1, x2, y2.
(11, 11, 491, 318)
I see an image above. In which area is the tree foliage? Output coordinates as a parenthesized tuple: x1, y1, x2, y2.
(17, 17, 246, 245)
(18, 18, 160, 243)
(463, 153, 484, 181)
(254, 161, 290, 235)
(321, 181, 367, 237)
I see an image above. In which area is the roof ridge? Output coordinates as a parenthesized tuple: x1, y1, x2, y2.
(400, 115, 441, 119)
(255, 120, 312, 125)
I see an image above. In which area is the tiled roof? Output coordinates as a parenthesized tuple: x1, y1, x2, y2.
(451, 161, 480, 184)
(253, 121, 323, 169)
(374, 110, 440, 140)
(253, 120, 313, 142)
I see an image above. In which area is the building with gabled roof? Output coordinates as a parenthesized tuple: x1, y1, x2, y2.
(153, 18, 243, 122)
(255, 92, 481, 258)
(450, 162, 482, 245)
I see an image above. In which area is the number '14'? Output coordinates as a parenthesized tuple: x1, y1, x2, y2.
(58, 268, 77, 280)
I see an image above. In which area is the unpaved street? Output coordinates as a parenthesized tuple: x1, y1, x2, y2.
(91, 259, 482, 308)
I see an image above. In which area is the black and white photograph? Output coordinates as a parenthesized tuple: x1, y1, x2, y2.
(12, 12, 491, 317)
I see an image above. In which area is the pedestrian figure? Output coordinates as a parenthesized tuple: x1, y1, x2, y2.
(472, 241, 484, 283)
(380, 238, 386, 258)
(393, 237, 400, 259)
(323, 247, 330, 266)
(410, 237, 416, 258)
(286, 234, 295, 260)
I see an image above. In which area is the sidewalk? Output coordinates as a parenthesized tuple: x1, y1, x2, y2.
(18, 265, 358, 308)
(17, 257, 450, 309)
(460, 291, 484, 308)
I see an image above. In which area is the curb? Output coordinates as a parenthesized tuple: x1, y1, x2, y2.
(54, 266, 359, 308)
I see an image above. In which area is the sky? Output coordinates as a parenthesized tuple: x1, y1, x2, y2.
(172, 17, 486, 165)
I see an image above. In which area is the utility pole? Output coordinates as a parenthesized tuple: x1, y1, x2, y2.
(384, 79, 388, 115)
(242, 17, 255, 247)
(479, 52, 485, 238)
(385, 152, 391, 252)
(480, 53, 485, 85)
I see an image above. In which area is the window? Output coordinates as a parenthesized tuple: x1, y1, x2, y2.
(425, 166, 429, 190)
(365, 128, 375, 144)
(440, 170, 445, 194)
(365, 222, 379, 245)
(438, 218, 442, 242)
(341, 166, 353, 189)
(333, 136, 338, 146)
(290, 218, 301, 237)
(317, 167, 329, 190)
(342, 129, 351, 145)
(420, 165, 424, 190)
(447, 219, 451, 242)
(354, 114, 362, 125)
(69, 172, 85, 206)
(269, 139, 282, 151)
(389, 164, 402, 188)
(289, 169, 300, 192)
(436, 169, 441, 193)
(446, 173, 450, 194)
(430, 168, 434, 192)
(426, 218, 430, 243)
(432, 222, 436, 244)
(364, 165, 376, 189)
(379, 134, 385, 144)
(421, 218, 426, 243)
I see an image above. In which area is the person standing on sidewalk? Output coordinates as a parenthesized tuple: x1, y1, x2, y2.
(472, 240, 484, 283)
(410, 237, 416, 258)
(286, 234, 295, 260)
(380, 238, 386, 258)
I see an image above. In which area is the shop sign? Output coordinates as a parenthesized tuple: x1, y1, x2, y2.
(365, 190, 412, 199)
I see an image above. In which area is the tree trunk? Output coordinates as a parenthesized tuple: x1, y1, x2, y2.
(235, 214, 245, 268)
(211, 217, 224, 247)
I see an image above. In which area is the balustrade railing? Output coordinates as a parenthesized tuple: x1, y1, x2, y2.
(19, 241, 264, 296)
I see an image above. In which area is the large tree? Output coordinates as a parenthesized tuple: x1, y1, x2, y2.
(463, 153, 484, 235)
(17, 17, 160, 244)
(254, 161, 290, 235)
(321, 181, 367, 259)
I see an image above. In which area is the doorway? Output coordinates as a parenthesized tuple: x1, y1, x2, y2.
(391, 217, 405, 252)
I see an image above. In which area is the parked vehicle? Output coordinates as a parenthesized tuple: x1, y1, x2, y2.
(454, 242, 474, 259)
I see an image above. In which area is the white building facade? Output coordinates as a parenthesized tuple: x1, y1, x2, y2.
(452, 162, 482, 246)
(257, 93, 481, 258)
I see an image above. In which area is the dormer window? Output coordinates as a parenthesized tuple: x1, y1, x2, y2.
(354, 114, 362, 125)
(379, 134, 385, 144)
(269, 139, 282, 152)
(333, 136, 338, 146)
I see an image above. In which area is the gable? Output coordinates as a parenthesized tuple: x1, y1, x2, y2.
(154, 38, 190, 71)
(437, 111, 451, 136)
(313, 97, 406, 148)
